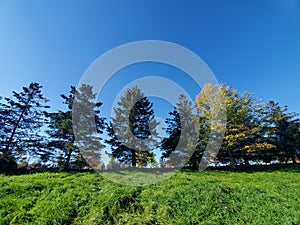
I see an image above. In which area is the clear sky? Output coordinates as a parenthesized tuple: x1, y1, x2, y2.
(1, 0, 300, 117)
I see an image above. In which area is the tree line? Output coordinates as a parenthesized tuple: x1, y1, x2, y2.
(0, 82, 299, 172)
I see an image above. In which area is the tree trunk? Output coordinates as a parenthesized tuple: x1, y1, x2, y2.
(64, 149, 73, 170)
(131, 149, 136, 167)
(291, 152, 297, 164)
(244, 154, 250, 166)
(64, 136, 76, 170)
(190, 152, 201, 170)
(228, 148, 236, 169)
(4, 94, 33, 157)
(4, 107, 27, 157)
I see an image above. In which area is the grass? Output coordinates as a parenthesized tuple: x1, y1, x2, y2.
(0, 165, 299, 224)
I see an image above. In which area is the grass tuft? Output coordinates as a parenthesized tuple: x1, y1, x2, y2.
(0, 166, 299, 224)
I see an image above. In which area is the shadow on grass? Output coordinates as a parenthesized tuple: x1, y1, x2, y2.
(1, 163, 299, 176)
(200, 163, 300, 173)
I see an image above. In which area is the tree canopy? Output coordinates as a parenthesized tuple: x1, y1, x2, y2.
(0, 82, 299, 172)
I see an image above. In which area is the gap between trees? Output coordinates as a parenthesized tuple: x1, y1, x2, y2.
(0, 82, 299, 173)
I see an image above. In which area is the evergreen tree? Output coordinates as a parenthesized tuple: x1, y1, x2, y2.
(161, 93, 198, 168)
(47, 84, 105, 170)
(0, 83, 49, 168)
(0, 97, 18, 171)
(161, 109, 180, 163)
(47, 109, 76, 169)
(72, 84, 106, 168)
(0, 96, 4, 140)
(262, 101, 300, 164)
(106, 86, 159, 167)
(0, 96, 6, 150)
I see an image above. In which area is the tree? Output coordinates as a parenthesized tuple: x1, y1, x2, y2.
(262, 101, 300, 164)
(106, 86, 159, 167)
(161, 93, 198, 168)
(47, 109, 76, 169)
(0, 83, 49, 170)
(160, 108, 180, 165)
(0, 97, 18, 171)
(47, 84, 105, 170)
(0, 96, 4, 141)
(72, 84, 106, 168)
(195, 84, 228, 168)
(195, 84, 274, 169)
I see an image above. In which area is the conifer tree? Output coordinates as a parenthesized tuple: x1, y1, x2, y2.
(161, 93, 198, 168)
(0, 83, 49, 169)
(47, 84, 105, 170)
(106, 86, 159, 167)
(262, 101, 300, 164)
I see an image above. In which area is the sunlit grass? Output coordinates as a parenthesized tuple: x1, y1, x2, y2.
(0, 166, 299, 224)
(100, 168, 177, 186)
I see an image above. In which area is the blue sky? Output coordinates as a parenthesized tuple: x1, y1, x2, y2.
(1, 0, 300, 117)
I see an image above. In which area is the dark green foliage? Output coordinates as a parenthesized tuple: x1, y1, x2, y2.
(262, 101, 300, 164)
(47, 86, 79, 170)
(106, 86, 159, 167)
(47, 85, 105, 170)
(161, 93, 198, 168)
(0, 152, 17, 172)
(0, 82, 299, 171)
(0, 83, 49, 170)
(161, 109, 180, 160)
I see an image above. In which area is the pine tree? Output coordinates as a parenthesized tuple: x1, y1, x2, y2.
(47, 84, 105, 170)
(0, 96, 6, 149)
(106, 86, 159, 167)
(0, 97, 18, 171)
(72, 84, 106, 168)
(0, 83, 49, 169)
(161, 93, 198, 168)
(262, 101, 300, 164)
(0, 96, 4, 140)
(47, 109, 76, 169)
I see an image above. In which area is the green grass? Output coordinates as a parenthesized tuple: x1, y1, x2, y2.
(0, 166, 299, 225)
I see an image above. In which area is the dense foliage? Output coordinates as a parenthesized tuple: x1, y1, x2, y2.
(106, 86, 158, 167)
(0, 82, 299, 172)
(0, 83, 49, 171)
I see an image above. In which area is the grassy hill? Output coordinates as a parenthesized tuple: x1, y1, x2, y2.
(0, 165, 299, 225)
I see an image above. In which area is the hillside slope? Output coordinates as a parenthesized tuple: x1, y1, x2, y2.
(0, 166, 299, 224)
